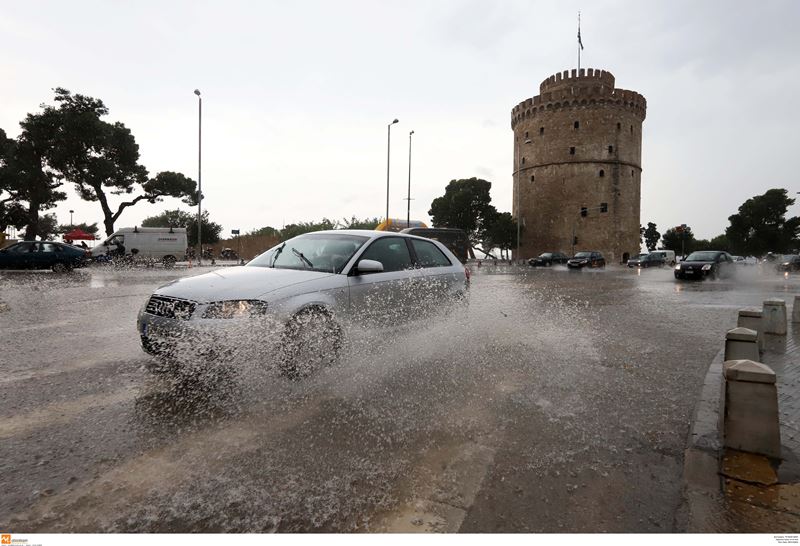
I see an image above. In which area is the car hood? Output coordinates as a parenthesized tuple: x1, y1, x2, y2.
(154, 266, 336, 302)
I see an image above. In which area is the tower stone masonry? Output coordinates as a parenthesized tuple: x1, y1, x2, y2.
(511, 68, 646, 263)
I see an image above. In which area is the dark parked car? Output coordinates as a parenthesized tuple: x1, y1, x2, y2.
(0, 241, 90, 272)
(674, 250, 734, 280)
(627, 253, 665, 268)
(528, 252, 570, 267)
(777, 255, 800, 272)
(567, 251, 606, 269)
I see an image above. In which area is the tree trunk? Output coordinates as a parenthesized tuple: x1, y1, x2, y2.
(23, 200, 40, 240)
(96, 188, 116, 236)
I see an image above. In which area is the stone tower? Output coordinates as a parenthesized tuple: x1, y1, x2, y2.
(511, 68, 646, 263)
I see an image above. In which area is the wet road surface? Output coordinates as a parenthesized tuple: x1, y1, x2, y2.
(2, 264, 799, 532)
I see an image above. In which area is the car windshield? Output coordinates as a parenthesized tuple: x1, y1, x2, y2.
(539, 253, 552, 258)
(574, 252, 591, 258)
(248, 233, 369, 273)
(685, 251, 719, 262)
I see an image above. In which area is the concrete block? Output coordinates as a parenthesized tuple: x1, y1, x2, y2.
(793, 295, 800, 323)
(722, 360, 781, 459)
(763, 299, 787, 335)
(737, 307, 764, 352)
(724, 328, 759, 362)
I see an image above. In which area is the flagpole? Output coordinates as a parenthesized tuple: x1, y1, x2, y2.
(578, 11, 581, 71)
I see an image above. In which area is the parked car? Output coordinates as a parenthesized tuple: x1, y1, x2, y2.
(567, 251, 606, 269)
(528, 252, 570, 267)
(627, 252, 665, 268)
(649, 250, 676, 266)
(674, 250, 734, 280)
(138, 230, 470, 378)
(0, 241, 90, 272)
(777, 255, 800, 272)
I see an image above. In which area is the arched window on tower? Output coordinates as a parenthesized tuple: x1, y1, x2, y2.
(569, 147, 575, 155)
(608, 145, 614, 154)
(617, 122, 621, 131)
(530, 175, 535, 182)
(599, 169, 605, 178)
(539, 127, 544, 136)
(573, 121, 579, 129)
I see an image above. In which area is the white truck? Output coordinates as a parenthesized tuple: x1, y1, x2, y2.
(91, 227, 187, 267)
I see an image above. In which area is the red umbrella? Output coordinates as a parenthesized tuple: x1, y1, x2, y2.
(62, 228, 96, 240)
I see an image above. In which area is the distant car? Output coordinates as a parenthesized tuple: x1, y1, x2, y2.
(674, 250, 734, 280)
(627, 253, 665, 268)
(777, 255, 800, 272)
(0, 241, 90, 272)
(649, 250, 676, 266)
(528, 252, 570, 267)
(138, 230, 470, 378)
(567, 251, 606, 269)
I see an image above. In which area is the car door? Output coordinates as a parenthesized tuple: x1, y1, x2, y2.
(347, 236, 419, 327)
(1, 242, 38, 268)
(409, 238, 460, 314)
(36, 242, 60, 269)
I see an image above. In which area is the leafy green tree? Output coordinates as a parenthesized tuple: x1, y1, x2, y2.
(483, 211, 516, 258)
(643, 222, 661, 251)
(59, 221, 100, 237)
(248, 226, 280, 237)
(0, 120, 67, 240)
(36, 213, 60, 240)
(40, 88, 196, 236)
(726, 189, 800, 256)
(661, 225, 696, 255)
(279, 219, 337, 240)
(429, 177, 497, 244)
(141, 209, 222, 246)
(340, 216, 381, 230)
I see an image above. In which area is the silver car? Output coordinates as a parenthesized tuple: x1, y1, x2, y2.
(137, 230, 469, 378)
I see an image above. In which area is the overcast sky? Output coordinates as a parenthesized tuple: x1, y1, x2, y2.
(2, 0, 798, 240)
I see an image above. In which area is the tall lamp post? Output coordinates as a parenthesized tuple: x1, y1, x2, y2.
(194, 89, 202, 265)
(386, 118, 399, 222)
(406, 130, 414, 227)
(515, 137, 531, 261)
(69, 210, 74, 227)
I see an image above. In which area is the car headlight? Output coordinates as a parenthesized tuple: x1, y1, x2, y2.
(203, 300, 268, 319)
(701, 264, 712, 271)
(675, 265, 681, 270)
(783, 262, 790, 266)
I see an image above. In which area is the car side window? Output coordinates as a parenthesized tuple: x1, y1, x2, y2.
(9, 242, 37, 253)
(40, 243, 57, 252)
(359, 237, 413, 272)
(411, 239, 451, 268)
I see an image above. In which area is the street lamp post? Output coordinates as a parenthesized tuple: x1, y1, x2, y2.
(406, 130, 414, 227)
(386, 119, 399, 222)
(69, 210, 74, 227)
(515, 137, 531, 262)
(194, 89, 202, 265)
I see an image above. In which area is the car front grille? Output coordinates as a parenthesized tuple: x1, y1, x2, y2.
(145, 295, 196, 320)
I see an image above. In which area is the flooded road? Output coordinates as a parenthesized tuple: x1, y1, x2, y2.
(2, 264, 799, 532)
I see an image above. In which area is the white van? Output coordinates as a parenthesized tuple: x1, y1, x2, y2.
(92, 227, 187, 266)
(650, 249, 676, 266)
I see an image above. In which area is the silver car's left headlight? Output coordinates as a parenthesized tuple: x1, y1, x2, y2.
(203, 300, 268, 319)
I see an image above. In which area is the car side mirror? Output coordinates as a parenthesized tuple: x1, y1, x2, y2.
(356, 259, 384, 274)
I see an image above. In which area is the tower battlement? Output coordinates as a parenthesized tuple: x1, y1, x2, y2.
(511, 69, 646, 130)
(540, 68, 615, 93)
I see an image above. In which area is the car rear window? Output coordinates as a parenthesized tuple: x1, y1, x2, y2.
(411, 239, 451, 268)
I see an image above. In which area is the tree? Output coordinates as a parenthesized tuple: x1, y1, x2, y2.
(726, 189, 800, 256)
(40, 88, 197, 236)
(643, 222, 661, 251)
(279, 219, 337, 240)
(141, 209, 222, 246)
(340, 216, 381, 230)
(248, 226, 280, 237)
(36, 213, 60, 240)
(661, 225, 696, 255)
(483, 211, 517, 258)
(429, 178, 496, 244)
(58, 221, 100, 237)
(0, 120, 67, 240)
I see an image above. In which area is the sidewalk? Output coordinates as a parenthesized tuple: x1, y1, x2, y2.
(681, 316, 800, 532)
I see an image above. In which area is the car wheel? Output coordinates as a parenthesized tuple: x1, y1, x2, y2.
(52, 262, 70, 273)
(278, 309, 343, 380)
